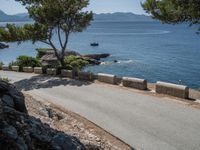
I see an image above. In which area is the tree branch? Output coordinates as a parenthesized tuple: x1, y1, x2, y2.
(58, 25, 64, 49)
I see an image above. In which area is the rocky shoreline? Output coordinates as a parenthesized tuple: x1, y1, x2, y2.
(0, 43, 9, 49)
(37, 49, 110, 66)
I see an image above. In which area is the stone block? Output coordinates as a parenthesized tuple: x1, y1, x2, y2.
(11, 66, 19, 72)
(34, 67, 44, 74)
(155, 81, 189, 99)
(61, 70, 75, 78)
(46, 68, 57, 76)
(78, 72, 93, 81)
(23, 67, 33, 73)
(2, 65, 9, 71)
(122, 77, 147, 90)
(98, 73, 116, 84)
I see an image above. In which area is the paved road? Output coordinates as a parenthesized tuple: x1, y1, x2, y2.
(1, 71, 200, 150)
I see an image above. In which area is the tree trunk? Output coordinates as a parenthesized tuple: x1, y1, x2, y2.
(59, 56, 65, 68)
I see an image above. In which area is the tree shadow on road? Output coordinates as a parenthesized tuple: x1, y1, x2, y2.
(14, 75, 93, 91)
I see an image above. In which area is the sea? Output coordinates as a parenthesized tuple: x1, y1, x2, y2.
(0, 21, 200, 88)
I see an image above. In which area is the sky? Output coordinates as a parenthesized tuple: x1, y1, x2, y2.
(0, 0, 146, 15)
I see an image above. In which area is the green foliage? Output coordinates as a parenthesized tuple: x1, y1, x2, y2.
(0, 61, 4, 70)
(64, 55, 89, 70)
(0, 0, 93, 67)
(142, 0, 200, 32)
(10, 55, 42, 71)
(0, 76, 9, 83)
(35, 48, 53, 59)
(0, 23, 48, 43)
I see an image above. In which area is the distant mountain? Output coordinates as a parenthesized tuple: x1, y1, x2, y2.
(93, 12, 153, 22)
(0, 10, 152, 22)
(0, 10, 31, 22)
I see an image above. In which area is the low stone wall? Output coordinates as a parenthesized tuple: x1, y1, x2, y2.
(122, 77, 147, 90)
(23, 67, 33, 73)
(2, 65, 9, 71)
(155, 81, 189, 99)
(34, 67, 44, 74)
(61, 69, 75, 78)
(11, 66, 19, 72)
(46, 68, 57, 76)
(0, 67, 195, 100)
(97, 73, 116, 84)
(78, 72, 93, 81)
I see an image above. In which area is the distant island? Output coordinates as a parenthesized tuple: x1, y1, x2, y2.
(0, 10, 30, 22)
(0, 10, 153, 22)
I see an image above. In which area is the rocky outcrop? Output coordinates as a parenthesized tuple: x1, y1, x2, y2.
(83, 53, 110, 61)
(0, 43, 9, 49)
(38, 49, 110, 66)
(0, 80, 85, 150)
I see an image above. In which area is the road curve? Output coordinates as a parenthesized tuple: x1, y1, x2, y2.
(1, 71, 200, 150)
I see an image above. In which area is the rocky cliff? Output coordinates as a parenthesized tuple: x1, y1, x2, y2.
(0, 80, 85, 150)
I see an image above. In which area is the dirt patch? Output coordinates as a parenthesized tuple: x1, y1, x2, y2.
(25, 94, 133, 150)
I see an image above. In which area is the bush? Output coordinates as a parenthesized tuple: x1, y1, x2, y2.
(64, 55, 89, 70)
(10, 56, 42, 71)
(0, 61, 4, 70)
(0, 77, 9, 83)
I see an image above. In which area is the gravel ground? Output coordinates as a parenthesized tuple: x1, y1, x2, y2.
(25, 94, 133, 150)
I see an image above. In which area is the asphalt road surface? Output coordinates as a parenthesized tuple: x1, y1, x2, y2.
(1, 71, 200, 150)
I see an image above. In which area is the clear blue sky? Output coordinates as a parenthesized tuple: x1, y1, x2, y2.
(1, 0, 146, 15)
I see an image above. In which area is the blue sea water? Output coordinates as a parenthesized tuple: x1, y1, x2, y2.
(0, 21, 200, 88)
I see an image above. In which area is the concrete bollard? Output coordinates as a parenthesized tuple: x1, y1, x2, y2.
(155, 81, 189, 99)
(122, 77, 147, 90)
(11, 66, 20, 72)
(61, 69, 75, 78)
(98, 73, 116, 84)
(23, 67, 33, 73)
(78, 71, 93, 81)
(34, 67, 44, 74)
(2, 65, 9, 71)
(46, 68, 57, 76)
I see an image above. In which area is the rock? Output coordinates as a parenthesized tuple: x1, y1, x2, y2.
(0, 80, 85, 150)
(51, 133, 84, 150)
(83, 53, 110, 60)
(39, 49, 109, 66)
(0, 80, 10, 92)
(16, 137, 28, 150)
(2, 125, 18, 140)
(2, 95, 15, 108)
(0, 42, 9, 49)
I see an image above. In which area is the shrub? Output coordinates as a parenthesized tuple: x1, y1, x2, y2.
(64, 55, 89, 70)
(0, 61, 4, 70)
(10, 56, 42, 71)
(0, 76, 9, 83)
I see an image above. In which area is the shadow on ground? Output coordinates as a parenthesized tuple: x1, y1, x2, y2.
(14, 75, 93, 91)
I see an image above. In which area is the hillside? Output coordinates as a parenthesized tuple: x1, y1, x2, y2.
(93, 12, 153, 22)
(0, 10, 31, 22)
(0, 10, 152, 22)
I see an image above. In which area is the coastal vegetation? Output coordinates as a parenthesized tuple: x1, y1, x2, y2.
(64, 55, 89, 70)
(143, 0, 200, 33)
(9, 55, 42, 71)
(0, 0, 93, 67)
(0, 61, 3, 69)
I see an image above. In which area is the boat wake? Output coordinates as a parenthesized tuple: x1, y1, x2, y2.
(101, 59, 134, 65)
(89, 30, 171, 35)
